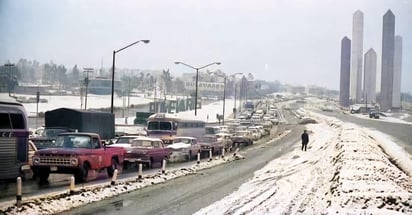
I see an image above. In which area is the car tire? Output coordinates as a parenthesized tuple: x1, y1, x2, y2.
(148, 158, 153, 168)
(107, 158, 118, 177)
(76, 163, 89, 182)
(188, 151, 192, 161)
(38, 169, 50, 182)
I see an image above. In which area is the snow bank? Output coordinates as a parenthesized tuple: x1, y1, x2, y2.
(195, 110, 412, 215)
(0, 153, 245, 215)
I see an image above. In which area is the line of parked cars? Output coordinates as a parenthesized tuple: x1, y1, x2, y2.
(27, 104, 281, 182)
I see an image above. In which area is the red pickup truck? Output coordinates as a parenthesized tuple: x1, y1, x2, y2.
(31, 132, 126, 182)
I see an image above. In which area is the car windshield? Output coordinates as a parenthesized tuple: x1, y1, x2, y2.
(116, 137, 136, 144)
(41, 128, 69, 138)
(173, 138, 191, 144)
(130, 140, 153, 148)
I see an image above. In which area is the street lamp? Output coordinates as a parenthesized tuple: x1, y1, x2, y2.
(174, 61, 221, 116)
(83, 68, 94, 110)
(111, 39, 150, 114)
(4, 63, 15, 97)
(209, 71, 242, 125)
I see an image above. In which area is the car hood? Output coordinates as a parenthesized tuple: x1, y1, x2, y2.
(110, 143, 131, 148)
(125, 147, 152, 153)
(167, 142, 190, 149)
(35, 148, 83, 156)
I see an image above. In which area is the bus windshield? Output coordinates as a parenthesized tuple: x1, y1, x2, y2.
(0, 113, 25, 129)
(147, 121, 172, 130)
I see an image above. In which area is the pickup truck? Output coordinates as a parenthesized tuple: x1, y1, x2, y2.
(31, 132, 126, 182)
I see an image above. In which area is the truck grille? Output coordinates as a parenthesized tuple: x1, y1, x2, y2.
(0, 137, 19, 179)
(38, 155, 74, 166)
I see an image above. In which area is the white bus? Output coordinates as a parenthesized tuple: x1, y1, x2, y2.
(146, 113, 206, 141)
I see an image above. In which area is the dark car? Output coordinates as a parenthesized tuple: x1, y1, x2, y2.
(369, 111, 380, 119)
(30, 127, 74, 149)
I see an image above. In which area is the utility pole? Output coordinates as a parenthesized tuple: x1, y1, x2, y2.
(83, 68, 94, 110)
(4, 63, 15, 97)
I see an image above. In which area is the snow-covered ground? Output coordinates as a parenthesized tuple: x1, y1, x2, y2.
(1, 94, 411, 214)
(0, 93, 236, 124)
(195, 110, 412, 215)
(352, 112, 412, 125)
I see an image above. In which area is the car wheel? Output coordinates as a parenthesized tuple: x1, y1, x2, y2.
(107, 158, 118, 177)
(188, 151, 192, 161)
(148, 158, 153, 168)
(38, 169, 50, 182)
(76, 163, 89, 182)
(123, 161, 130, 170)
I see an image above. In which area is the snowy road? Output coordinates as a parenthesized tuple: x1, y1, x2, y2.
(314, 110, 412, 154)
(65, 123, 302, 215)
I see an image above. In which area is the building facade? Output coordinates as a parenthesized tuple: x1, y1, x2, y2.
(363, 48, 377, 104)
(340, 37, 351, 107)
(380, 10, 395, 111)
(392, 35, 403, 109)
(350, 10, 364, 104)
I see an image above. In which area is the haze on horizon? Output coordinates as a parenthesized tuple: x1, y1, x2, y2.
(0, 0, 411, 92)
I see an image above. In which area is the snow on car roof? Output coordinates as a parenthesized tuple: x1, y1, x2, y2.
(172, 136, 196, 140)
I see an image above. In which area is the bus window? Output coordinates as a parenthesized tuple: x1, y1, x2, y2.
(0, 113, 25, 129)
(159, 122, 172, 130)
(10, 113, 25, 129)
(148, 121, 159, 130)
(0, 113, 11, 128)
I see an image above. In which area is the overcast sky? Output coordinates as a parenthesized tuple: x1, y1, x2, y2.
(0, 0, 411, 92)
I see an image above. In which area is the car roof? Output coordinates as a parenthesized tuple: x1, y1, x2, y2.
(172, 136, 196, 140)
(131, 136, 163, 141)
(58, 132, 99, 136)
(118, 135, 144, 138)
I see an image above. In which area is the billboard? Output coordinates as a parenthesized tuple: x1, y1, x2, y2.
(184, 81, 224, 92)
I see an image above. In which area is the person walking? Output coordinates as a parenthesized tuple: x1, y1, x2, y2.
(301, 130, 309, 151)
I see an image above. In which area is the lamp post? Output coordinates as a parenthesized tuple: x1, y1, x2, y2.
(232, 74, 244, 119)
(111, 39, 150, 114)
(83, 68, 93, 110)
(209, 71, 242, 124)
(174, 61, 221, 116)
(4, 63, 15, 97)
(234, 82, 237, 119)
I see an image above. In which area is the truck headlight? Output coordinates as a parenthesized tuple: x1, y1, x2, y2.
(70, 158, 78, 166)
(33, 157, 40, 165)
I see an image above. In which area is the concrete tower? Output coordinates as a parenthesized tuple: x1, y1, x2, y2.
(340, 37, 351, 107)
(380, 10, 395, 111)
(392, 35, 403, 108)
(363, 48, 377, 104)
(350, 10, 364, 104)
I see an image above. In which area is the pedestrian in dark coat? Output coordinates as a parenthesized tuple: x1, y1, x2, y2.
(301, 130, 309, 151)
